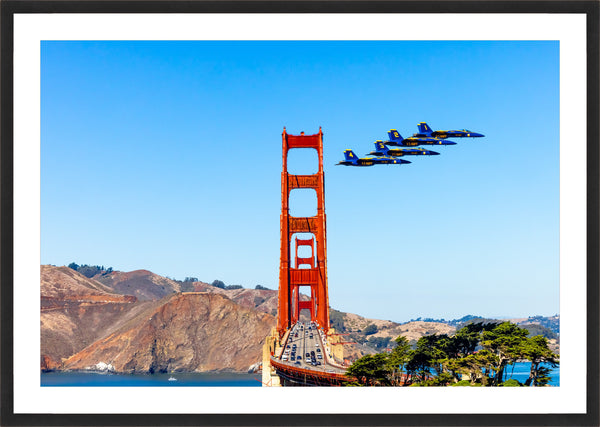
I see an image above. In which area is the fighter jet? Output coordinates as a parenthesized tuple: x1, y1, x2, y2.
(367, 141, 440, 157)
(413, 122, 485, 139)
(385, 129, 457, 147)
(336, 149, 411, 167)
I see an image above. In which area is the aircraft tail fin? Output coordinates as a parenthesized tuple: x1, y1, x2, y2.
(418, 122, 433, 136)
(388, 129, 403, 142)
(343, 149, 358, 163)
(374, 140, 388, 154)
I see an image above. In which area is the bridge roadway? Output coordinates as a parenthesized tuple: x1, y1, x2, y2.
(270, 321, 350, 385)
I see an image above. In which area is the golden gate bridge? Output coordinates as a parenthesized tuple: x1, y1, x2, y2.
(262, 128, 353, 386)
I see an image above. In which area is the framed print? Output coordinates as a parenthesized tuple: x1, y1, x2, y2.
(1, 1, 598, 426)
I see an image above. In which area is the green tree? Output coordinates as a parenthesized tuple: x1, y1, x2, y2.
(407, 334, 452, 383)
(444, 349, 498, 385)
(346, 353, 390, 386)
(451, 322, 495, 357)
(520, 335, 559, 386)
(387, 336, 411, 385)
(481, 322, 529, 385)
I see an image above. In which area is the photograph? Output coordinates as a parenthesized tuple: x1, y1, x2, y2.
(39, 39, 561, 388)
(2, 3, 598, 426)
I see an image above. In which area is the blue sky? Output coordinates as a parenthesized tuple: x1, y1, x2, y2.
(41, 41, 559, 322)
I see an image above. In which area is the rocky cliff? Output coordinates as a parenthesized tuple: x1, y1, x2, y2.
(41, 265, 143, 369)
(63, 292, 275, 373)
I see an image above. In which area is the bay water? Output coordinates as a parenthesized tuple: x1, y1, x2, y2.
(41, 361, 558, 386)
(41, 371, 262, 387)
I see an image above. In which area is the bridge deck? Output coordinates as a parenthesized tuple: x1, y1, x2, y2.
(272, 321, 352, 385)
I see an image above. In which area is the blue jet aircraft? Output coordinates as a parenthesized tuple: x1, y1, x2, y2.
(336, 149, 411, 167)
(367, 141, 440, 157)
(385, 130, 457, 147)
(414, 122, 485, 139)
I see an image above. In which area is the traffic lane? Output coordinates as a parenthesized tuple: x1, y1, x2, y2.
(284, 326, 309, 366)
(312, 330, 346, 374)
(279, 324, 346, 374)
(301, 328, 336, 371)
(281, 327, 302, 363)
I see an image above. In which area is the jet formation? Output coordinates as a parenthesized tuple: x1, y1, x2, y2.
(337, 122, 484, 167)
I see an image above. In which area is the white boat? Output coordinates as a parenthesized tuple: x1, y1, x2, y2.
(168, 376, 177, 381)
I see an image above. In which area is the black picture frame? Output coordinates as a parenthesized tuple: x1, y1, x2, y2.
(1, 1, 598, 426)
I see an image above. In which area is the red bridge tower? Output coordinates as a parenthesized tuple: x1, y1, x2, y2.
(278, 128, 330, 336)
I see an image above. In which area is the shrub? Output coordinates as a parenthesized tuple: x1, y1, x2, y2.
(211, 280, 226, 289)
(363, 324, 378, 336)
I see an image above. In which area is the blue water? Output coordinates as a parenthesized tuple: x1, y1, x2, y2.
(41, 371, 262, 387)
(41, 362, 559, 387)
(499, 361, 559, 386)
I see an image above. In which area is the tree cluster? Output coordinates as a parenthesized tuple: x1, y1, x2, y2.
(346, 322, 558, 387)
(210, 280, 243, 290)
(211, 280, 226, 289)
(67, 263, 112, 278)
(363, 323, 378, 336)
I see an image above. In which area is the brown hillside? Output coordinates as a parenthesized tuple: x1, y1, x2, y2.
(40, 265, 142, 369)
(334, 312, 456, 363)
(63, 292, 276, 373)
(41, 265, 121, 301)
(191, 282, 280, 316)
(95, 269, 181, 301)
